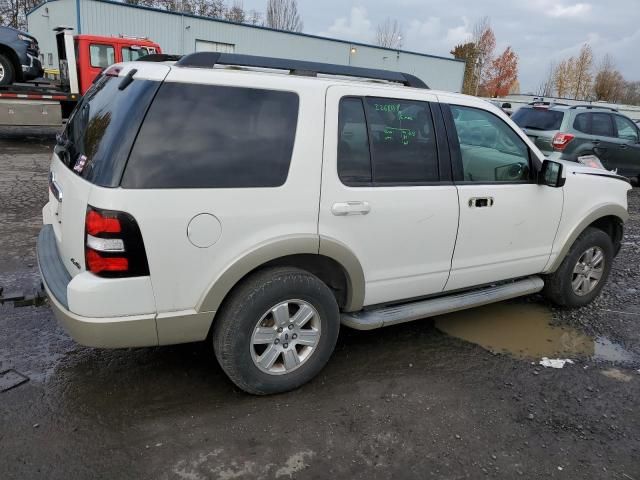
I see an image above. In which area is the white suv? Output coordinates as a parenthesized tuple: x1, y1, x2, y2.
(38, 53, 631, 394)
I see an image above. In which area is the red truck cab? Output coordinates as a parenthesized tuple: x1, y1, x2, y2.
(74, 34, 161, 94)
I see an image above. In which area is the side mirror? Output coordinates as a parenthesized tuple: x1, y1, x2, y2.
(538, 160, 565, 187)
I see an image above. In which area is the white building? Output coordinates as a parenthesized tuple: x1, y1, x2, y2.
(27, 0, 465, 91)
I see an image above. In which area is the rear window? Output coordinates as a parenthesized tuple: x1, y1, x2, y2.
(58, 75, 161, 187)
(122, 83, 299, 189)
(511, 107, 564, 131)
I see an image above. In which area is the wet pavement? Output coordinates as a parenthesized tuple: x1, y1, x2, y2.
(1, 128, 639, 479)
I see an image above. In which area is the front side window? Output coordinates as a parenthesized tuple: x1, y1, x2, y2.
(591, 113, 614, 137)
(122, 83, 299, 188)
(450, 105, 530, 182)
(90, 44, 115, 68)
(614, 115, 639, 142)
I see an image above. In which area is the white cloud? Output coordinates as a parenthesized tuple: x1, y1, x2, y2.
(444, 16, 472, 45)
(548, 3, 592, 18)
(317, 6, 374, 43)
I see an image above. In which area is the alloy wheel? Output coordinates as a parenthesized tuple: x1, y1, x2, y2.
(250, 299, 321, 375)
(572, 246, 605, 296)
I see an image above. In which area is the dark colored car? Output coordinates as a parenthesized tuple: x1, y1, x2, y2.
(0, 26, 44, 86)
(512, 104, 640, 181)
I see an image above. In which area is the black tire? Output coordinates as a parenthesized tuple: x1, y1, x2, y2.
(0, 54, 15, 86)
(543, 227, 613, 307)
(213, 267, 340, 395)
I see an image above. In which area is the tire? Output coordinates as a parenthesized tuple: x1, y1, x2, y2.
(0, 54, 15, 86)
(213, 267, 340, 395)
(543, 227, 613, 307)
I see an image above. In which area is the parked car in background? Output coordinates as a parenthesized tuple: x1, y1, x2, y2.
(512, 103, 640, 182)
(38, 54, 630, 395)
(490, 100, 513, 116)
(0, 26, 43, 85)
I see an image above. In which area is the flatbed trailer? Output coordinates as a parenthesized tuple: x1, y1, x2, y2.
(0, 27, 160, 127)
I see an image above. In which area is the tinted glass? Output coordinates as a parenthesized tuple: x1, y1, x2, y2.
(614, 115, 639, 142)
(364, 97, 438, 183)
(89, 44, 115, 68)
(512, 107, 564, 130)
(122, 83, 299, 189)
(573, 113, 590, 133)
(450, 105, 530, 182)
(58, 75, 161, 187)
(591, 113, 614, 137)
(338, 98, 371, 185)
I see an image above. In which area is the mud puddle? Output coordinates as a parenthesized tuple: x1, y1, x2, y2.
(435, 302, 637, 363)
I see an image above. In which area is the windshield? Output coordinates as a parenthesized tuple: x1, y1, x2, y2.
(512, 108, 564, 131)
(56, 75, 161, 187)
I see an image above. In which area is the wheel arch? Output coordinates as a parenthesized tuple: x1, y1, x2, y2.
(547, 204, 628, 272)
(197, 235, 366, 318)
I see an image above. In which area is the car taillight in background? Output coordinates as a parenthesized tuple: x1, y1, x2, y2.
(552, 132, 575, 151)
(84, 206, 149, 277)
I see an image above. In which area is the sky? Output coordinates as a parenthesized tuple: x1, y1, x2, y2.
(241, 0, 640, 93)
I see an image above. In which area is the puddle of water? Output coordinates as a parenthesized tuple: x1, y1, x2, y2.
(434, 302, 637, 363)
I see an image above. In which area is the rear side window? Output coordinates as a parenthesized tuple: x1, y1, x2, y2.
(59, 75, 162, 187)
(122, 83, 299, 188)
(591, 113, 614, 137)
(573, 113, 589, 133)
(336, 96, 439, 186)
(511, 107, 564, 130)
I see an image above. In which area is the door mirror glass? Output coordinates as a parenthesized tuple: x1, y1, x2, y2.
(538, 160, 565, 187)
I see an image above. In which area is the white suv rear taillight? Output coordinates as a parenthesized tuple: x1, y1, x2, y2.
(84, 206, 149, 277)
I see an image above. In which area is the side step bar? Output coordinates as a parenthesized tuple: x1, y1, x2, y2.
(341, 276, 545, 330)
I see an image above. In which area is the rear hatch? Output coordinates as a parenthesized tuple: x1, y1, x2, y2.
(511, 107, 565, 155)
(47, 63, 169, 276)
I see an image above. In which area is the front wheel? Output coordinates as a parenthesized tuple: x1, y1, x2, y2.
(213, 267, 340, 395)
(543, 227, 613, 307)
(0, 54, 15, 86)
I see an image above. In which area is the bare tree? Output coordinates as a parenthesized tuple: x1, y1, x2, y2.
(536, 61, 556, 97)
(224, 0, 245, 23)
(265, 0, 302, 32)
(593, 54, 626, 102)
(571, 43, 593, 100)
(247, 9, 262, 25)
(375, 18, 403, 49)
(553, 59, 572, 98)
(0, 0, 41, 29)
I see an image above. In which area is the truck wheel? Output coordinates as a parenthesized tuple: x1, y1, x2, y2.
(213, 267, 340, 395)
(543, 227, 613, 307)
(0, 54, 15, 86)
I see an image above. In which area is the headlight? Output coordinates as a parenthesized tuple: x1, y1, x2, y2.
(17, 33, 32, 43)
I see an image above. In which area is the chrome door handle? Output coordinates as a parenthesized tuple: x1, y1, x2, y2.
(468, 197, 494, 208)
(331, 201, 371, 216)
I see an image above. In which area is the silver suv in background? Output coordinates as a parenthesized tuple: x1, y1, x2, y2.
(512, 103, 640, 181)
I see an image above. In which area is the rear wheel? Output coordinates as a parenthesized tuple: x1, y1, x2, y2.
(543, 227, 613, 307)
(213, 267, 340, 395)
(0, 54, 15, 86)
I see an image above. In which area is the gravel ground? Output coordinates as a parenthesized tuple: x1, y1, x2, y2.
(0, 129, 639, 480)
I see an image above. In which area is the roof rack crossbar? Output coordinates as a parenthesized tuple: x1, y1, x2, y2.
(138, 53, 184, 63)
(175, 52, 429, 89)
(568, 104, 618, 112)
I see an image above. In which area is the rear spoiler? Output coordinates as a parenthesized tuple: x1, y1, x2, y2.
(137, 54, 183, 63)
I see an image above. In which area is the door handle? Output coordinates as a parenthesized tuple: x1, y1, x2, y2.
(592, 139, 601, 145)
(620, 145, 628, 150)
(332, 201, 371, 216)
(468, 197, 494, 208)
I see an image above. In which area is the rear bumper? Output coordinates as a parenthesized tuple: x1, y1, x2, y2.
(37, 225, 158, 348)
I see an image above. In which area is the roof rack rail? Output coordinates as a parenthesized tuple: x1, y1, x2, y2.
(138, 53, 183, 63)
(528, 101, 569, 106)
(175, 52, 429, 89)
(568, 104, 618, 112)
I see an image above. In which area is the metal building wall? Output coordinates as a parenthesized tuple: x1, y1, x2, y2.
(28, 0, 464, 91)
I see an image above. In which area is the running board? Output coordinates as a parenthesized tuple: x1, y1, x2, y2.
(341, 276, 545, 330)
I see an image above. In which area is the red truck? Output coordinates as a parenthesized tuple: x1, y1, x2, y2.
(0, 27, 161, 126)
